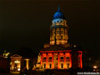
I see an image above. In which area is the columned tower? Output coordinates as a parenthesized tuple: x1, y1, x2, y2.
(50, 7, 68, 45)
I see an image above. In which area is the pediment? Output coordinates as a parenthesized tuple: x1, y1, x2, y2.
(41, 45, 67, 51)
(10, 54, 22, 58)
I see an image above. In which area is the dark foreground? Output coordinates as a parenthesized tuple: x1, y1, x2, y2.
(0, 69, 100, 75)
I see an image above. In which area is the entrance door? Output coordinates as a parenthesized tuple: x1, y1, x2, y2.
(14, 64, 17, 71)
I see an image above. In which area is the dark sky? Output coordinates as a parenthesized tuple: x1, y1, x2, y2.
(0, 0, 99, 59)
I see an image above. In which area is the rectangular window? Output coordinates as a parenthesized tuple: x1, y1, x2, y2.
(61, 36, 63, 39)
(44, 64, 46, 68)
(67, 63, 69, 69)
(50, 64, 52, 68)
(61, 64, 63, 68)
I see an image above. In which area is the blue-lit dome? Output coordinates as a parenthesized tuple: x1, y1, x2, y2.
(53, 9, 65, 19)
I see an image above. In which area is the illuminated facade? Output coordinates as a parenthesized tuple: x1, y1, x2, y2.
(10, 47, 37, 72)
(40, 7, 83, 69)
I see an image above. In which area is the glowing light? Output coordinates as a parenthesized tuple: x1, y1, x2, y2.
(14, 60, 20, 63)
(18, 68, 20, 71)
(60, 53, 64, 55)
(74, 45, 76, 47)
(89, 58, 91, 60)
(52, 54, 54, 69)
(93, 65, 98, 69)
(93, 69, 95, 71)
(48, 53, 52, 56)
(25, 59, 30, 70)
(3, 51, 10, 58)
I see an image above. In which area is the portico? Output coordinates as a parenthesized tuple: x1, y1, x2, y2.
(40, 49, 73, 69)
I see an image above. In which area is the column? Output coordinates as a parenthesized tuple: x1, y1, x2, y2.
(41, 54, 42, 65)
(19, 59, 21, 71)
(46, 53, 48, 69)
(64, 53, 66, 69)
(25, 59, 29, 70)
(80, 52, 82, 68)
(80, 56, 82, 68)
(52, 53, 54, 69)
(12, 60, 14, 70)
(70, 53, 72, 68)
(58, 53, 60, 69)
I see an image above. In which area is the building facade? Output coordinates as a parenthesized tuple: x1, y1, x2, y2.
(10, 47, 37, 72)
(40, 7, 83, 69)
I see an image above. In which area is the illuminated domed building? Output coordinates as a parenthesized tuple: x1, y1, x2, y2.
(10, 7, 83, 72)
(39, 7, 83, 69)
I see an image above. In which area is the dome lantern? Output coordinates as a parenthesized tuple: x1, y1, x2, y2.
(53, 6, 65, 19)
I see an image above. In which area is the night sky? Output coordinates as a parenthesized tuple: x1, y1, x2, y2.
(1, 0, 99, 60)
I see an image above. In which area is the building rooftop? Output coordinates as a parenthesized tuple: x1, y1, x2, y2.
(53, 6, 65, 19)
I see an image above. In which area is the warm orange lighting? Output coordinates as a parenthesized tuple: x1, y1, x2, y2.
(58, 54, 60, 69)
(70, 54, 72, 68)
(60, 53, 64, 55)
(78, 51, 83, 68)
(93, 65, 98, 69)
(14, 60, 20, 63)
(65, 53, 70, 56)
(46, 54, 48, 69)
(42, 53, 46, 57)
(64, 55, 66, 69)
(18, 68, 20, 71)
(41, 55, 42, 65)
(40, 50, 82, 69)
(25, 59, 30, 70)
(48, 53, 52, 56)
(52, 54, 54, 69)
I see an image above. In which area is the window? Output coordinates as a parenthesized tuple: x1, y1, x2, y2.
(66, 57, 70, 59)
(61, 36, 63, 39)
(50, 64, 52, 68)
(66, 57, 70, 62)
(57, 31, 59, 34)
(61, 64, 63, 68)
(61, 31, 63, 34)
(49, 57, 52, 59)
(44, 64, 46, 68)
(49, 57, 52, 62)
(44, 57, 46, 59)
(60, 57, 64, 62)
(60, 57, 64, 59)
(67, 63, 69, 69)
(43, 57, 46, 62)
